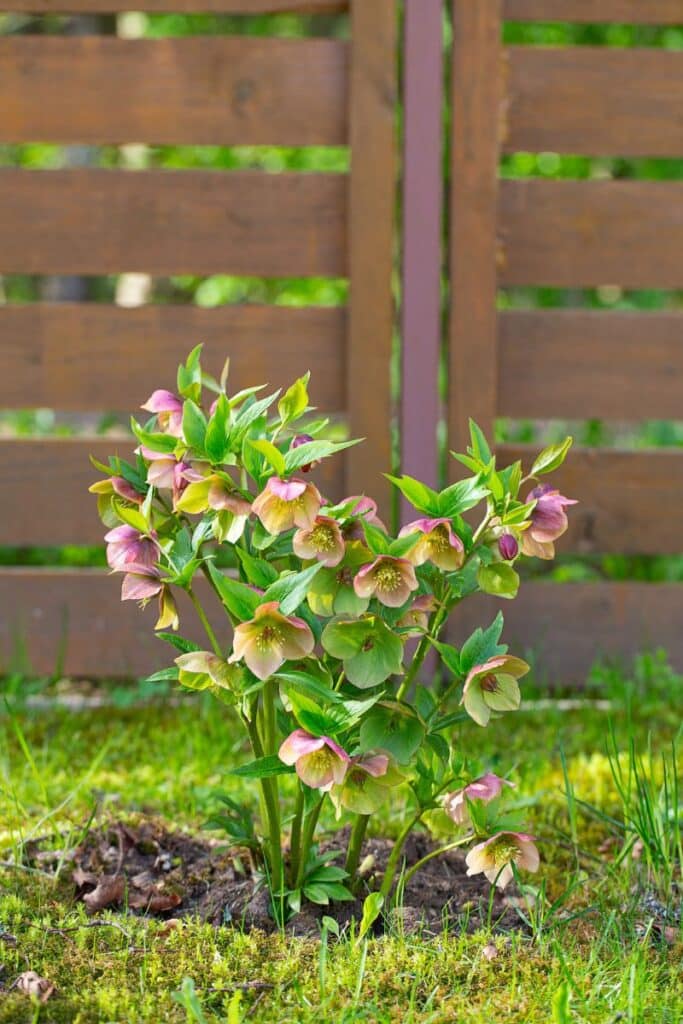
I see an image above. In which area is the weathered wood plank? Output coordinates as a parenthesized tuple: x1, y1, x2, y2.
(499, 180, 683, 288)
(504, 0, 683, 22)
(506, 47, 683, 157)
(0, 37, 348, 147)
(0, 303, 346, 412)
(498, 310, 683, 421)
(346, 0, 397, 518)
(451, 582, 683, 683)
(0, 169, 347, 277)
(4, 0, 346, 12)
(498, 444, 683, 555)
(449, 0, 503, 455)
(0, 438, 346, 546)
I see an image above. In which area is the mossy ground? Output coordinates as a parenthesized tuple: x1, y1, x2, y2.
(1, 655, 682, 1023)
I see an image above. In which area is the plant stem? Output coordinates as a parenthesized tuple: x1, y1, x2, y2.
(261, 680, 283, 894)
(402, 835, 473, 888)
(395, 603, 450, 701)
(187, 586, 223, 657)
(245, 705, 283, 894)
(288, 783, 305, 887)
(345, 814, 370, 889)
(378, 810, 424, 899)
(296, 796, 325, 889)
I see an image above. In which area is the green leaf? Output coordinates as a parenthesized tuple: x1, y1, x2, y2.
(204, 394, 231, 464)
(531, 436, 573, 477)
(235, 548, 279, 589)
(275, 667, 342, 705)
(112, 500, 149, 534)
(477, 562, 520, 599)
(264, 563, 323, 616)
(384, 474, 440, 515)
(182, 400, 207, 454)
(248, 438, 286, 477)
(207, 561, 261, 622)
(551, 983, 572, 1024)
(231, 756, 295, 779)
(156, 633, 201, 655)
(437, 476, 490, 517)
(278, 372, 310, 426)
(388, 532, 421, 558)
(469, 419, 493, 464)
(144, 667, 179, 683)
(359, 703, 425, 763)
(130, 418, 178, 455)
(302, 884, 331, 906)
(283, 438, 361, 474)
(232, 390, 280, 432)
(460, 612, 507, 674)
(429, 640, 461, 677)
(177, 343, 204, 403)
(357, 892, 384, 943)
(361, 520, 390, 555)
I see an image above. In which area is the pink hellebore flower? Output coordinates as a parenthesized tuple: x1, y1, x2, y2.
(155, 586, 179, 631)
(397, 594, 436, 632)
(279, 729, 350, 791)
(120, 563, 163, 602)
(343, 495, 386, 541)
(521, 484, 577, 560)
(465, 832, 540, 889)
(228, 601, 315, 681)
(293, 515, 345, 568)
(105, 525, 158, 573)
(291, 434, 320, 473)
(443, 773, 515, 827)
(399, 518, 465, 572)
(141, 389, 184, 437)
(461, 655, 529, 727)
(498, 532, 519, 562)
(251, 477, 322, 535)
(353, 556, 418, 609)
(330, 753, 402, 815)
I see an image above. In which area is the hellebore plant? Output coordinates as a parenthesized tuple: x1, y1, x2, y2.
(91, 346, 576, 920)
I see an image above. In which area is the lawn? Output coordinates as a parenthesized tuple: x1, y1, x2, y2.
(1, 655, 681, 1024)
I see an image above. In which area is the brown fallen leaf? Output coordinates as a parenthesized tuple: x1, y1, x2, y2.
(128, 888, 182, 913)
(82, 874, 126, 913)
(15, 971, 55, 1003)
(72, 865, 98, 889)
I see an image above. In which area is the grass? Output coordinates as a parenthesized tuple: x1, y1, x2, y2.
(1, 657, 682, 1023)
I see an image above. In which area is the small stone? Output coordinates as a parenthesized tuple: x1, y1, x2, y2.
(481, 942, 499, 961)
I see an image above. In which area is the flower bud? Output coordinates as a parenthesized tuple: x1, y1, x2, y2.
(498, 533, 519, 561)
(291, 434, 318, 472)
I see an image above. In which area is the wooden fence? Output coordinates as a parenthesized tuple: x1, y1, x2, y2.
(1, 0, 683, 680)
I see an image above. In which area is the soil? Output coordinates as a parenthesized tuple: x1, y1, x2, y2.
(26, 820, 522, 938)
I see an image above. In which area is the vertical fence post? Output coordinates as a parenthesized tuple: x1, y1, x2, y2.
(400, 0, 444, 518)
(347, 0, 398, 518)
(448, 0, 503, 460)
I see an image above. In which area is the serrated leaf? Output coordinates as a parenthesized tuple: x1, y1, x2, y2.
(359, 704, 425, 763)
(207, 561, 261, 622)
(248, 438, 286, 477)
(231, 755, 295, 779)
(531, 436, 573, 477)
(278, 372, 310, 426)
(361, 520, 390, 555)
(385, 474, 440, 515)
(156, 633, 201, 654)
(182, 400, 207, 454)
(283, 438, 361, 474)
(469, 419, 493, 464)
(437, 476, 490, 517)
(204, 394, 231, 464)
(477, 562, 519, 599)
(460, 612, 507, 674)
(112, 500, 149, 534)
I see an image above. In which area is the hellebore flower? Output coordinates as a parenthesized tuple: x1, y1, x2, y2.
(155, 586, 179, 631)
(293, 515, 345, 567)
(399, 518, 465, 571)
(521, 484, 577, 560)
(251, 477, 321, 535)
(141, 389, 183, 437)
(120, 563, 163, 602)
(443, 773, 515, 827)
(175, 473, 252, 517)
(461, 655, 529, 727)
(330, 753, 403, 815)
(89, 475, 143, 505)
(343, 495, 387, 541)
(105, 525, 158, 573)
(228, 601, 314, 680)
(498, 532, 519, 561)
(291, 434, 319, 473)
(278, 728, 349, 791)
(465, 832, 540, 889)
(354, 556, 418, 608)
(397, 594, 436, 632)
(307, 541, 372, 618)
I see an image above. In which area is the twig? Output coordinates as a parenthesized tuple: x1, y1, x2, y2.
(0, 860, 55, 879)
(28, 919, 133, 940)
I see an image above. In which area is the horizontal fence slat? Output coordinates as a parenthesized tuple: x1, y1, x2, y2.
(503, 0, 683, 22)
(0, 169, 346, 277)
(498, 310, 683, 421)
(499, 179, 683, 288)
(450, 582, 683, 683)
(0, 303, 346, 412)
(0, 37, 348, 147)
(498, 444, 683, 555)
(3, 0, 347, 12)
(506, 47, 683, 157)
(0, 438, 346, 546)
(3, 573, 682, 679)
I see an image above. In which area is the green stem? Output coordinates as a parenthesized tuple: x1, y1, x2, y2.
(296, 796, 325, 889)
(396, 602, 450, 702)
(402, 835, 473, 888)
(245, 706, 283, 894)
(288, 783, 306, 888)
(261, 680, 283, 894)
(379, 810, 424, 899)
(345, 814, 370, 889)
(187, 586, 222, 657)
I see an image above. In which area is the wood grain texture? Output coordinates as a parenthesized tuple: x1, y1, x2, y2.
(448, 0, 503, 457)
(0, 169, 347, 277)
(0, 36, 348, 147)
(0, 303, 346, 412)
(0, 438, 346, 546)
(506, 47, 683, 157)
(504, 0, 683, 22)
(499, 180, 683, 288)
(346, 0, 397, 519)
(5, 0, 347, 12)
(498, 444, 683, 555)
(498, 310, 683, 421)
(450, 582, 683, 683)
